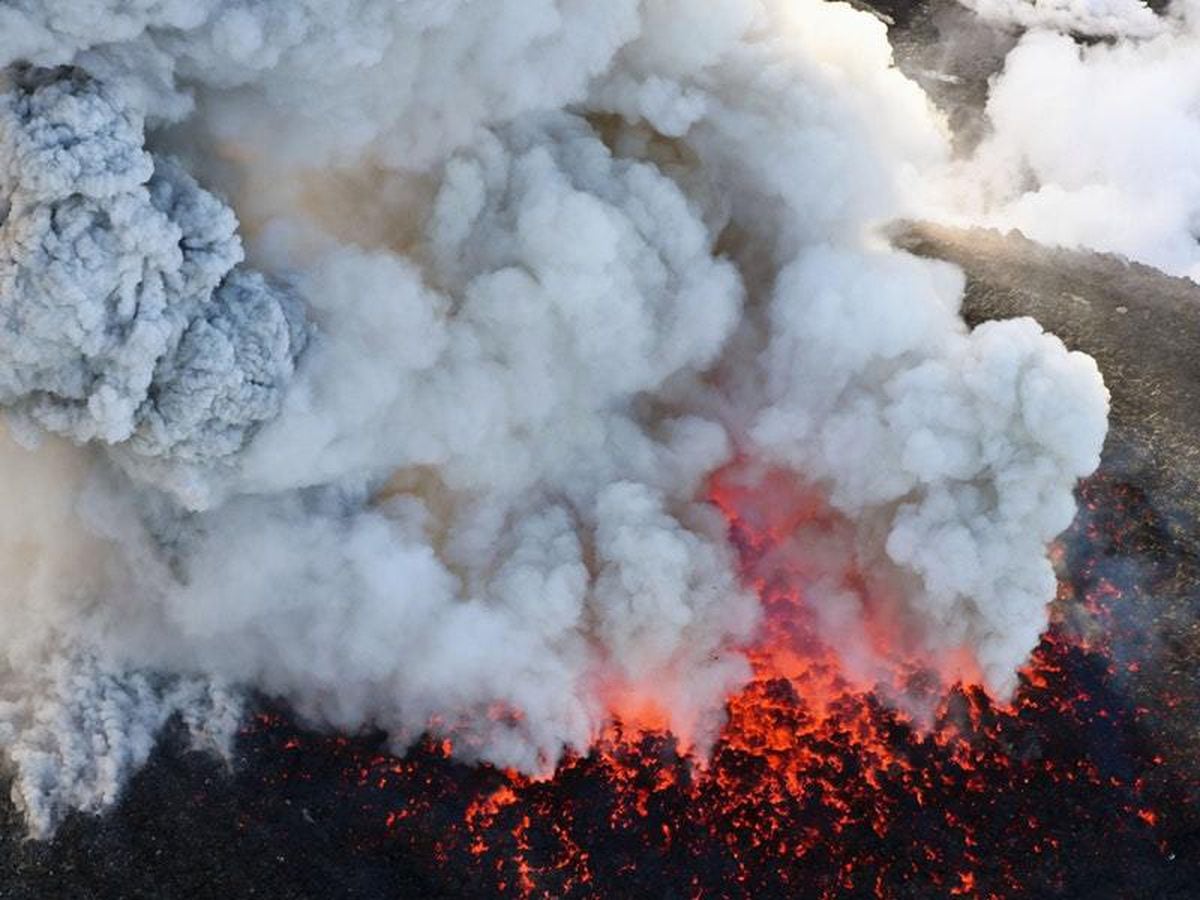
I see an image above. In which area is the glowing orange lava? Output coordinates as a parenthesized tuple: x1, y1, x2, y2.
(241, 471, 1198, 898)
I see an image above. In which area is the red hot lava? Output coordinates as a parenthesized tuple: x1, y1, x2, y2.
(240, 470, 1200, 899)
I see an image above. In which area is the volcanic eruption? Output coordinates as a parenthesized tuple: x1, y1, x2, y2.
(0, 0, 1196, 897)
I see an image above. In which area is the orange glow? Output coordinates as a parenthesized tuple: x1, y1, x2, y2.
(242, 472, 1186, 898)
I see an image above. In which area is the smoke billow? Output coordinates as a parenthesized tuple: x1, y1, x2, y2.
(950, 0, 1200, 279)
(960, 0, 1165, 38)
(0, 0, 1108, 836)
(0, 67, 307, 505)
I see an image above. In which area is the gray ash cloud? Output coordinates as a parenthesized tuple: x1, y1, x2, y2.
(0, 67, 305, 500)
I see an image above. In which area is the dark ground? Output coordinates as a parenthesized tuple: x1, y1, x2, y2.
(897, 221, 1200, 771)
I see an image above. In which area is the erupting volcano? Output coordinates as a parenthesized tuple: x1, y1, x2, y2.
(186, 467, 1192, 899)
(13, 459, 1198, 897)
(2, 0, 1200, 896)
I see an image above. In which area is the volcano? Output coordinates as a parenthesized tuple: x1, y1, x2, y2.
(4, 241, 1200, 895)
(3, 0, 1200, 897)
(3, 454, 1198, 898)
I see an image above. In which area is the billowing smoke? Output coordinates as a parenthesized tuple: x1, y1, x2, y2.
(0, 66, 306, 505)
(960, 0, 1165, 38)
(951, 0, 1200, 278)
(0, 0, 1108, 836)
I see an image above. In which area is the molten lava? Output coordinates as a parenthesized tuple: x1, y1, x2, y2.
(238, 471, 1200, 898)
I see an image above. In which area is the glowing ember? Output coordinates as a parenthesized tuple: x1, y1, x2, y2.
(219, 470, 1200, 897)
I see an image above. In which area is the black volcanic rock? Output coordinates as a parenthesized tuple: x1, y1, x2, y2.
(895, 220, 1200, 778)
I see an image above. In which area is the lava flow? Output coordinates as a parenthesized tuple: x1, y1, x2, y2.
(235, 469, 1200, 899)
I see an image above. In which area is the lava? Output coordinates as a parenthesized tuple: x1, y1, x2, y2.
(233, 470, 1200, 898)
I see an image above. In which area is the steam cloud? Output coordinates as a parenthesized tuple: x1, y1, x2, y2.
(952, 0, 1200, 278)
(0, 0, 1113, 836)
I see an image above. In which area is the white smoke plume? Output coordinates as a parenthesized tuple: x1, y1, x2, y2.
(0, 0, 1107, 836)
(959, 0, 1164, 38)
(948, 0, 1200, 279)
